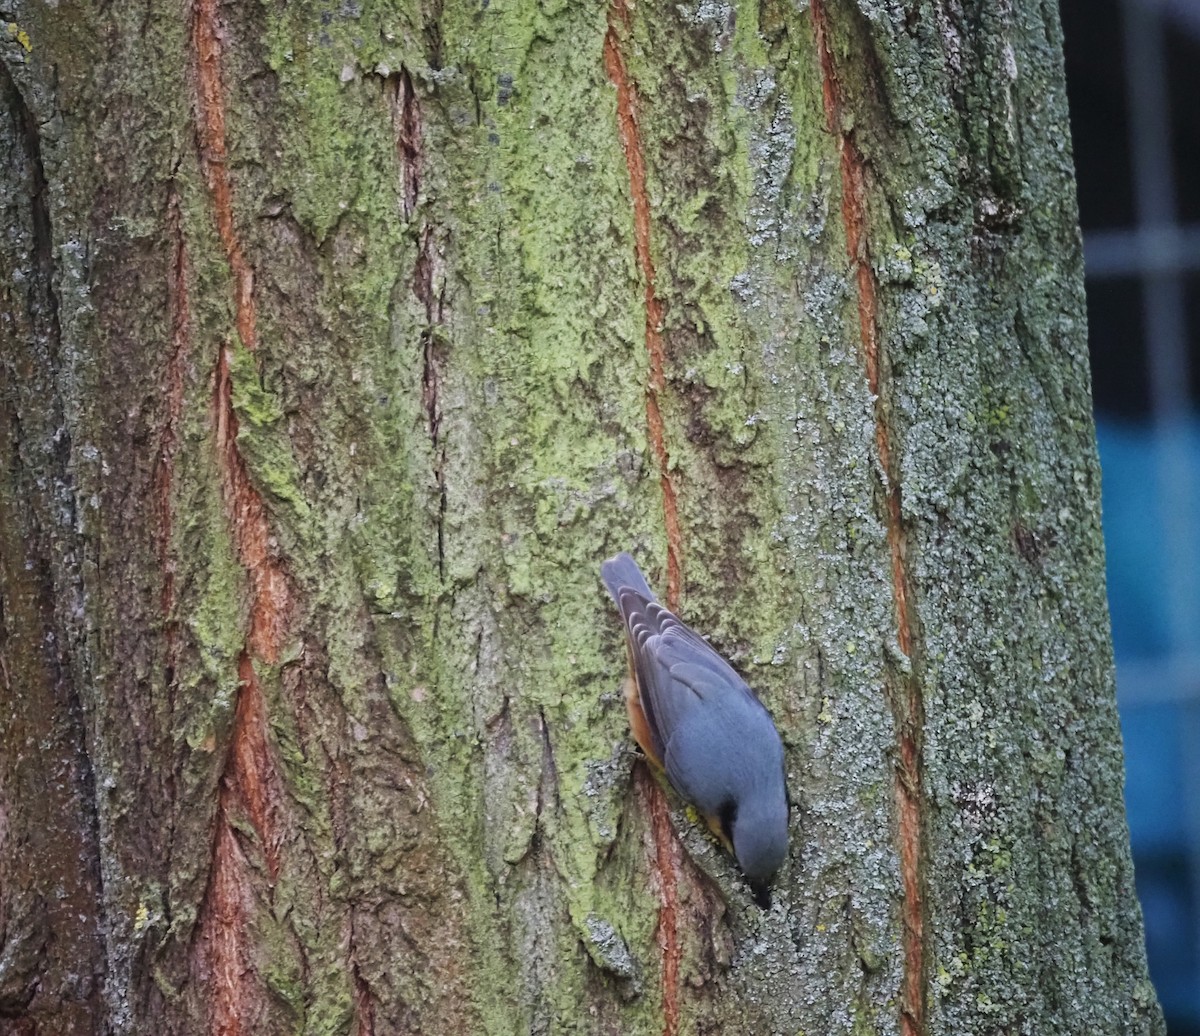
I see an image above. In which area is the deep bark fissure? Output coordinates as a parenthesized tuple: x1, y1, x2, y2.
(11, 77, 60, 352)
(536, 706, 561, 826)
(603, 8, 686, 1034)
(389, 68, 421, 221)
(191, 0, 256, 352)
(641, 768, 682, 1036)
(349, 913, 377, 1036)
(810, 4, 928, 1034)
(603, 0, 683, 610)
(187, 3, 298, 1031)
(399, 69, 448, 581)
(419, 323, 447, 579)
(191, 0, 292, 662)
(413, 210, 448, 581)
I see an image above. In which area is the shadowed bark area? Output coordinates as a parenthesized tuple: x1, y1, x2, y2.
(0, 1, 1163, 1034)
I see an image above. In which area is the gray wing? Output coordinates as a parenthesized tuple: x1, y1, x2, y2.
(600, 551, 765, 761)
(623, 598, 766, 759)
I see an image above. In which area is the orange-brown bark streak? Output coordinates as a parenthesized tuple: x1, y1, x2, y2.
(604, 1, 682, 612)
(811, 3, 924, 1034)
(229, 652, 284, 880)
(193, 0, 256, 351)
(204, 818, 253, 1036)
(213, 347, 291, 662)
(604, 8, 682, 1035)
(192, 0, 290, 660)
(198, 653, 285, 1036)
(641, 770, 683, 1036)
(189, 3, 291, 1033)
(353, 975, 376, 1036)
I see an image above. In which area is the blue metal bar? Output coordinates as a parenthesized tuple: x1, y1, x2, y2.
(1119, 0, 1200, 989)
(1084, 224, 1200, 277)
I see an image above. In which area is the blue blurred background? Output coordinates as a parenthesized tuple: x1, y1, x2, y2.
(1062, 0, 1200, 1029)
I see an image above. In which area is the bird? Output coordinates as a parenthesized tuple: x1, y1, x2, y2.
(601, 551, 789, 904)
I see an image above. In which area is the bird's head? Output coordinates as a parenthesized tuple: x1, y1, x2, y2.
(729, 787, 789, 902)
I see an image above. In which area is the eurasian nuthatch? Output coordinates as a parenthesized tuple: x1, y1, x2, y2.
(601, 552, 789, 901)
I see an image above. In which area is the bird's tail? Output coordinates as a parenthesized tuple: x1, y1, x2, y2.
(600, 552, 656, 605)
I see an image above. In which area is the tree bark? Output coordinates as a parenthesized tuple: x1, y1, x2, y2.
(0, 0, 1163, 1034)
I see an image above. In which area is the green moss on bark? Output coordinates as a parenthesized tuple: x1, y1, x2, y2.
(0, 0, 1162, 1033)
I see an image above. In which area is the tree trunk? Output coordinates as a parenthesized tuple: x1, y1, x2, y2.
(0, 0, 1163, 1033)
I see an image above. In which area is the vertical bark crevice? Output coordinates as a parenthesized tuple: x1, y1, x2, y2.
(192, 0, 256, 352)
(227, 652, 285, 882)
(349, 916, 376, 1036)
(212, 346, 292, 662)
(187, 5, 296, 1031)
(160, 184, 189, 697)
(603, 9, 685, 1034)
(194, 343, 292, 1035)
(810, 3, 927, 1034)
(12, 72, 61, 353)
(191, 0, 291, 661)
(641, 769, 682, 1036)
(603, 0, 683, 610)
(389, 68, 421, 222)
(419, 305, 447, 584)
(404, 70, 448, 584)
(196, 816, 255, 1036)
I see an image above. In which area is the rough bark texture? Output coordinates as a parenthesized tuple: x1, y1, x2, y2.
(0, 0, 1163, 1034)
